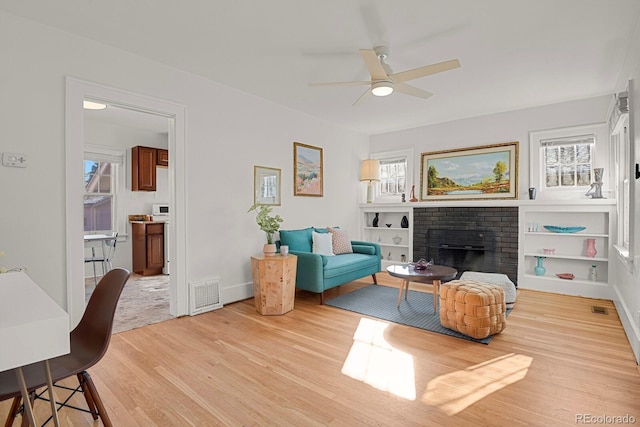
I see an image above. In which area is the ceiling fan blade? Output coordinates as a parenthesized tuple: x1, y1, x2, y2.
(359, 49, 388, 81)
(352, 88, 372, 106)
(390, 59, 461, 83)
(309, 80, 371, 87)
(394, 83, 433, 99)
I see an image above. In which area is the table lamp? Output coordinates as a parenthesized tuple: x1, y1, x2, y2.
(360, 159, 380, 203)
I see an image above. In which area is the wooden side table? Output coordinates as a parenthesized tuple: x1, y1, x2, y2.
(250, 254, 297, 315)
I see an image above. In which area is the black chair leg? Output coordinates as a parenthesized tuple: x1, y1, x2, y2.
(80, 371, 112, 427)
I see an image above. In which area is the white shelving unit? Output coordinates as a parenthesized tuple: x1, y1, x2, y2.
(361, 205, 413, 270)
(518, 201, 615, 299)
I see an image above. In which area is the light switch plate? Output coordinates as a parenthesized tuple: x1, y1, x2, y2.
(2, 152, 27, 168)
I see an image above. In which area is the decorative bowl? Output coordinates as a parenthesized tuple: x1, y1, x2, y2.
(556, 273, 575, 280)
(385, 223, 392, 228)
(543, 225, 586, 233)
(542, 248, 556, 255)
(392, 236, 403, 244)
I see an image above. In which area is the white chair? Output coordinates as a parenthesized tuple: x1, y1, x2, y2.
(84, 232, 118, 284)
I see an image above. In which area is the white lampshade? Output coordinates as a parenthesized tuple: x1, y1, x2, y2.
(371, 81, 393, 97)
(360, 159, 380, 182)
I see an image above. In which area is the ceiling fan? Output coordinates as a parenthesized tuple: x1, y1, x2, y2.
(310, 46, 461, 105)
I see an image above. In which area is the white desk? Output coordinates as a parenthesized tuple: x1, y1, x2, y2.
(0, 271, 70, 427)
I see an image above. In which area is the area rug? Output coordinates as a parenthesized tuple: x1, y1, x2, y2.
(325, 284, 511, 344)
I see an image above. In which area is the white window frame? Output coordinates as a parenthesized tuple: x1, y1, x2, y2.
(371, 148, 413, 203)
(83, 144, 127, 237)
(529, 123, 609, 200)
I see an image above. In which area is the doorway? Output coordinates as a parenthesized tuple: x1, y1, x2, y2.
(66, 77, 187, 328)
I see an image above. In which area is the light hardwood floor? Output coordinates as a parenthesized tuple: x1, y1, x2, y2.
(3, 273, 639, 426)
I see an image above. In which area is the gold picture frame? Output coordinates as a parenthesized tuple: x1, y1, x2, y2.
(254, 165, 281, 206)
(420, 141, 519, 201)
(293, 142, 323, 197)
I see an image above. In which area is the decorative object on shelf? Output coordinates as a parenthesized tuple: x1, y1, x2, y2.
(409, 185, 418, 202)
(248, 203, 284, 256)
(372, 213, 379, 227)
(585, 239, 597, 257)
(542, 248, 556, 255)
(526, 222, 539, 232)
(294, 142, 323, 197)
(387, 252, 392, 260)
(401, 254, 406, 262)
(360, 159, 380, 203)
(411, 258, 433, 271)
(556, 273, 574, 280)
(401, 193, 406, 202)
(528, 187, 536, 200)
(534, 256, 546, 276)
(401, 215, 409, 228)
(585, 167, 605, 199)
(392, 235, 402, 244)
(588, 264, 598, 281)
(543, 225, 586, 233)
(420, 141, 518, 201)
(385, 223, 392, 228)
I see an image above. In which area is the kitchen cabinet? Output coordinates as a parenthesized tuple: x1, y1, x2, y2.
(132, 222, 165, 276)
(157, 149, 169, 167)
(361, 204, 413, 269)
(131, 146, 157, 191)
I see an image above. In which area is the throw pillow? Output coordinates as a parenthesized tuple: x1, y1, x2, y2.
(328, 227, 353, 255)
(312, 231, 334, 256)
(279, 227, 313, 252)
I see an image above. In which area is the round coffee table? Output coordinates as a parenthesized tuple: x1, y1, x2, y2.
(386, 264, 458, 313)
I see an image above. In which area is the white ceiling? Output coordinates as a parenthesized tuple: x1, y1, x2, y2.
(3, 0, 640, 135)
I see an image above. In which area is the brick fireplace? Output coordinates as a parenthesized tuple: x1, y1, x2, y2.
(413, 207, 519, 284)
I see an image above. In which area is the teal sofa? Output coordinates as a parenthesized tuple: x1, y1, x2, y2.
(277, 227, 381, 304)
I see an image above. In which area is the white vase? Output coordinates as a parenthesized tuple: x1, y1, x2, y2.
(263, 243, 277, 257)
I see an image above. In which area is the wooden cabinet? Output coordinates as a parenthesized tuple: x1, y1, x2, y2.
(132, 222, 165, 276)
(132, 146, 157, 191)
(250, 254, 297, 315)
(156, 149, 169, 167)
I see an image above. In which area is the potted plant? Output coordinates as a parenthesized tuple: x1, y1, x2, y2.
(248, 204, 284, 256)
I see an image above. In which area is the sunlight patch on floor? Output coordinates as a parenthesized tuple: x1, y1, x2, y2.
(341, 317, 416, 400)
(422, 353, 532, 415)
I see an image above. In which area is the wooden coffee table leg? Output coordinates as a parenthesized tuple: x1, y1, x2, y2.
(397, 280, 404, 307)
(397, 280, 410, 307)
(433, 280, 441, 314)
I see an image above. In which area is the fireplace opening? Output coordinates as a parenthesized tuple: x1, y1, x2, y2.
(426, 229, 497, 279)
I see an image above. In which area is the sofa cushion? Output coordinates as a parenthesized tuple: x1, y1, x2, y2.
(352, 244, 376, 255)
(323, 253, 379, 279)
(328, 227, 353, 255)
(279, 227, 313, 252)
(312, 231, 334, 256)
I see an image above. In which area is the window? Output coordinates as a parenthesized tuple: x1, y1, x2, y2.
(529, 123, 608, 199)
(83, 145, 125, 234)
(84, 160, 113, 232)
(371, 148, 413, 202)
(541, 135, 594, 189)
(611, 91, 630, 253)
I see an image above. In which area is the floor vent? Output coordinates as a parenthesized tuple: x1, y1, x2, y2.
(591, 306, 609, 315)
(189, 278, 223, 315)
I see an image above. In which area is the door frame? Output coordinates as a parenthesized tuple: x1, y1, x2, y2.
(66, 77, 188, 327)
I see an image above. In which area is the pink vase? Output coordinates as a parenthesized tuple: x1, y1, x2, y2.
(585, 239, 597, 257)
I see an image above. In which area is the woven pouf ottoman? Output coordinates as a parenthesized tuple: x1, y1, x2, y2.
(459, 271, 517, 309)
(439, 280, 506, 339)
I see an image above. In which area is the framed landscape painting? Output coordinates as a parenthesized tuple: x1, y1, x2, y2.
(420, 141, 519, 201)
(294, 142, 323, 197)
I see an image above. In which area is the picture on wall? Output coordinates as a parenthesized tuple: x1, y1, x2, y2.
(420, 141, 519, 200)
(294, 142, 323, 197)
(254, 165, 281, 206)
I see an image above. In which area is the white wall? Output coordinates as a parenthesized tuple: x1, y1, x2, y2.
(611, 14, 640, 363)
(0, 11, 368, 310)
(370, 95, 612, 198)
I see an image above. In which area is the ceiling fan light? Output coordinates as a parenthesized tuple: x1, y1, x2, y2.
(371, 81, 393, 97)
